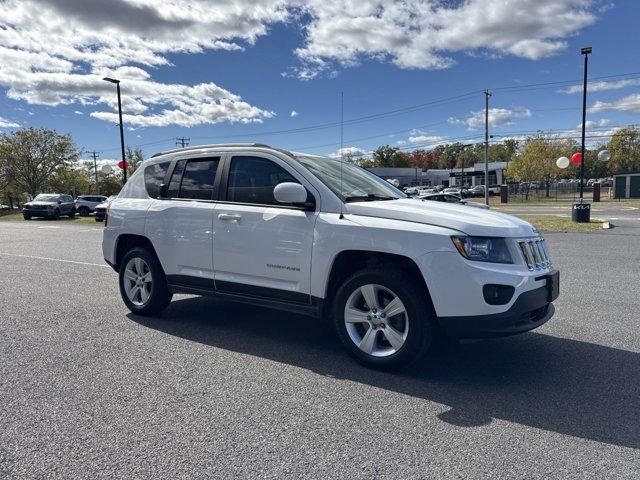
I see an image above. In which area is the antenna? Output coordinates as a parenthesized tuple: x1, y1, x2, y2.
(339, 91, 344, 219)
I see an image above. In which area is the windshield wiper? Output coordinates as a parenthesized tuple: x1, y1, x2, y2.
(344, 194, 397, 203)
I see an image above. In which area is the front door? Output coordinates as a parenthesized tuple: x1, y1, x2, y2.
(146, 156, 222, 290)
(213, 154, 318, 304)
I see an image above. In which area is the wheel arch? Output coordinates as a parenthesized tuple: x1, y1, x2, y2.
(324, 250, 436, 313)
(114, 234, 159, 271)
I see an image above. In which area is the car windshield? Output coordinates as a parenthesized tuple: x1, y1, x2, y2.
(106, 196, 117, 202)
(33, 195, 59, 202)
(295, 155, 405, 202)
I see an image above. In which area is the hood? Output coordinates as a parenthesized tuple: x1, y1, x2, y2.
(345, 198, 538, 237)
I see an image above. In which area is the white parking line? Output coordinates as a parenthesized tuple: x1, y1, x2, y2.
(37, 226, 61, 229)
(0, 252, 109, 268)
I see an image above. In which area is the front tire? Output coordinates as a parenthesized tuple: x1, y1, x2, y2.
(23, 214, 31, 220)
(78, 206, 90, 216)
(332, 267, 434, 369)
(119, 248, 173, 315)
(51, 209, 60, 220)
(68, 209, 75, 218)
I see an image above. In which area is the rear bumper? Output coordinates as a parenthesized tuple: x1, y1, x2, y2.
(438, 285, 555, 338)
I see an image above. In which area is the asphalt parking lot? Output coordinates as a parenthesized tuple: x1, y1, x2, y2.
(1, 221, 639, 479)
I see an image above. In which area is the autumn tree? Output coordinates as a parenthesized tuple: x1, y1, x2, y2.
(0, 128, 79, 197)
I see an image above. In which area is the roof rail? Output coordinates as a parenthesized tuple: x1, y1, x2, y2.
(150, 143, 292, 158)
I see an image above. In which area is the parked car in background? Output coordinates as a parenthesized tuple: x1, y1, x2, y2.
(443, 187, 470, 198)
(94, 195, 118, 222)
(488, 185, 501, 195)
(74, 195, 108, 216)
(23, 194, 75, 220)
(419, 193, 489, 209)
(467, 185, 485, 197)
(600, 178, 613, 187)
(587, 178, 597, 187)
(0, 204, 10, 210)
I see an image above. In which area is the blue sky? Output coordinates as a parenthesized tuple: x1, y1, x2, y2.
(0, 0, 638, 165)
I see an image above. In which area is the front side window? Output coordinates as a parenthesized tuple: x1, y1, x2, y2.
(227, 156, 298, 205)
(144, 161, 170, 198)
(295, 155, 405, 202)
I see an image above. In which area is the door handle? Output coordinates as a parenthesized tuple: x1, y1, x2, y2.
(218, 213, 241, 222)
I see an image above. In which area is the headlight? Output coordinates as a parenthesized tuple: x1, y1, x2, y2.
(451, 236, 513, 264)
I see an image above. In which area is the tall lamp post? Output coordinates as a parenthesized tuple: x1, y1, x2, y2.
(572, 47, 592, 222)
(102, 77, 127, 184)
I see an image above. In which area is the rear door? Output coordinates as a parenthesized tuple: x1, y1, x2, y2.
(212, 153, 318, 303)
(146, 154, 223, 290)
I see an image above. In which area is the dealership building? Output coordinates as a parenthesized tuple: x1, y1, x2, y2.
(613, 172, 640, 198)
(368, 162, 508, 188)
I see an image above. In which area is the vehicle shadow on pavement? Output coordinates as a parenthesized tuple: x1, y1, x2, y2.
(129, 295, 640, 450)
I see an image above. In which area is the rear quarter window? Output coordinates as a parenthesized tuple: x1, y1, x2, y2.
(144, 161, 170, 198)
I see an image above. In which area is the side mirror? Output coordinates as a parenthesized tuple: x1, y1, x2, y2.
(273, 182, 308, 205)
(57, 200, 62, 204)
(159, 183, 168, 199)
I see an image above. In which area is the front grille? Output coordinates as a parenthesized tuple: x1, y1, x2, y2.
(518, 238, 551, 271)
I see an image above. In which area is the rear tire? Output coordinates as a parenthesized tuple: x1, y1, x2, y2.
(332, 267, 434, 370)
(119, 247, 172, 315)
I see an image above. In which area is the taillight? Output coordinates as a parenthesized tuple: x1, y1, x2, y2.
(104, 203, 111, 227)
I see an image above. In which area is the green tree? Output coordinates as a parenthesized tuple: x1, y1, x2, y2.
(606, 126, 640, 173)
(48, 166, 91, 196)
(506, 136, 575, 198)
(372, 146, 412, 168)
(126, 146, 145, 175)
(0, 127, 79, 197)
(97, 172, 123, 196)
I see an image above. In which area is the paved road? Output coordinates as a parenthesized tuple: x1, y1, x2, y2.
(1, 221, 638, 479)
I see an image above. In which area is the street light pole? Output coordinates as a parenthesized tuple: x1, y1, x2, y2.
(579, 47, 591, 201)
(484, 90, 491, 205)
(103, 77, 127, 185)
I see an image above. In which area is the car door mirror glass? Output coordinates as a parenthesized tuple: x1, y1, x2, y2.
(273, 182, 307, 205)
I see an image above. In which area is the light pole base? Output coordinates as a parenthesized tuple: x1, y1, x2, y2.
(572, 202, 591, 223)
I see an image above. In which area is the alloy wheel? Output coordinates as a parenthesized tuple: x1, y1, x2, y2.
(123, 257, 153, 307)
(344, 283, 409, 357)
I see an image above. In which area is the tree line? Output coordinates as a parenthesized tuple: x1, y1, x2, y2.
(0, 128, 144, 207)
(347, 126, 640, 182)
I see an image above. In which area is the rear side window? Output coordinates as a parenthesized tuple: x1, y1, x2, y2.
(166, 158, 220, 200)
(227, 156, 297, 205)
(144, 161, 170, 198)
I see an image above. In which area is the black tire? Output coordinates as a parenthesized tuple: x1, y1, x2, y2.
(51, 209, 60, 220)
(332, 267, 434, 370)
(68, 209, 75, 218)
(118, 247, 172, 316)
(78, 206, 90, 216)
(95, 217, 102, 222)
(23, 214, 31, 220)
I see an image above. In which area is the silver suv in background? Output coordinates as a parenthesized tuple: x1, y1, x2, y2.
(75, 195, 107, 216)
(94, 195, 117, 222)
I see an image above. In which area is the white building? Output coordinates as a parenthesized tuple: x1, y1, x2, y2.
(367, 162, 508, 188)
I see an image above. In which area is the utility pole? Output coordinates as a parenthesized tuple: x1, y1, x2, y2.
(176, 137, 190, 148)
(88, 151, 100, 194)
(484, 90, 492, 205)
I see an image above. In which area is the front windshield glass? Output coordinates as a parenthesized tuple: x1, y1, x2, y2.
(296, 155, 406, 202)
(33, 195, 59, 202)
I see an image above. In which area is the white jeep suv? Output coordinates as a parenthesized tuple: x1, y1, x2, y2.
(102, 144, 559, 369)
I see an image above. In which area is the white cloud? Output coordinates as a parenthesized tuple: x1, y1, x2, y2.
(449, 107, 532, 130)
(560, 78, 640, 94)
(290, 110, 299, 117)
(292, 0, 597, 78)
(407, 135, 447, 145)
(577, 118, 614, 129)
(328, 146, 367, 158)
(589, 93, 640, 114)
(74, 111, 83, 115)
(0, 116, 20, 128)
(0, 0, 286, 127)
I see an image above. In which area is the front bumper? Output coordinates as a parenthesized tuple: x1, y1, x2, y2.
(438, 284, 556, 338)
(23, 209, 53, 217)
